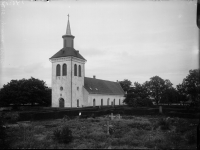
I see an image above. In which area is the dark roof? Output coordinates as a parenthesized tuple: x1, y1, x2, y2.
(84, 77, 125, 95)
(50, 47, 86, 60)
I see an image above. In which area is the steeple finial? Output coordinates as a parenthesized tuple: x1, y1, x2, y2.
(66, 14, 71, 35)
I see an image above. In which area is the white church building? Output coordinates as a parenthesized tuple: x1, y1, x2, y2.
(50, 17, 125, 108)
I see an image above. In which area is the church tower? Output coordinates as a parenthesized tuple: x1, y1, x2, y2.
(50, 15, 86, 108)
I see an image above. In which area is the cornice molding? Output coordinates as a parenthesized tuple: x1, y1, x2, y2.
(50, 56, 86, 64)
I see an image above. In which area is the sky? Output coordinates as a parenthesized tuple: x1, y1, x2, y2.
(0, 0, 199, 88)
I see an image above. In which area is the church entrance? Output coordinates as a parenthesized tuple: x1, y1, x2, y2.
(59, 98, 65, 108)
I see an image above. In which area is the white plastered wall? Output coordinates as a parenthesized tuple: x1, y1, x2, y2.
(87, 94, 125, 106)
(51, 58, 72, 107)
(51, 57, 86, 108)
(71, 57, 85, 107)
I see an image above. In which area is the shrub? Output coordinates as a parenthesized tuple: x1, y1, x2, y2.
(138, 98, 153, 107)
(0, 115, 9, 149)
(53, 125, 73, 144)
(127, 97, 153, 107)
(185, 129, 197, 145)
(174, 119, 189, 133)
(166, 133, 182, 148)
(87, 131, 107, 141)
(154, 118, 170, 130)
(109, 126, 115, 135)
(144, 140, 154, 148)
(127, 122, 151, 130)
(3, 112, 19, 123)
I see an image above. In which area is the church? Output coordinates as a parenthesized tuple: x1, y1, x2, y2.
(49, 16, 125, 108)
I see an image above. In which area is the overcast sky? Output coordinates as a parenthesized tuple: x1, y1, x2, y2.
(0, 0, 198, 88)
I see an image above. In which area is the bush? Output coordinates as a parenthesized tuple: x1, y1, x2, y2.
(175, 119, 189, 133)
(0, 115, 9, 149)
(126, 97, 153, 107)
(153, 118, 170, 130)
(127, 122, 151, 130)
(3, 112, 19, 123)
(185, 129, 197, 145)
(53, 125, 73, 144)
(137, 98, 153, 107)
(87, 131, 107, 141)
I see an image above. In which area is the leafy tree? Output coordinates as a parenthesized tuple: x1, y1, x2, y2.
(176, 83, 187, 104)
(123, 92, 135, 106)
(128, 82, 150, 99)
(177, 69, 200, 106)
(159, 79, 179, 105)
(145, 76, 166, 105)
(119, 79, 132, 93)
(164, 79, 173, 91)
(124, 82, 152, 107)
(0, 77, 51, 107)
(124, 94, 153, 107)
(160, 87, 179, 105)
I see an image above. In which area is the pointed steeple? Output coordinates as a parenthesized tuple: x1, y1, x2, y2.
(66, 14, 71, 35)
(62, 14, 75, 48)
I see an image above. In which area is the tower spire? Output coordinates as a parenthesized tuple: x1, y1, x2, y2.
(62, 14, 75, 48)
(66, 14, 71, 35)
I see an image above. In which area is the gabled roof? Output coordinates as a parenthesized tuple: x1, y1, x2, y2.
(50, 47, 86, 60)
(84, 77, 125, 95)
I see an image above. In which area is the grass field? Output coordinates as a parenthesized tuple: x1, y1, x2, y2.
(3, 114, 198, 149)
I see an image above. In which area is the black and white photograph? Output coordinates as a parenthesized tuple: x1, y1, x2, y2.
(0, 0, 199, 149)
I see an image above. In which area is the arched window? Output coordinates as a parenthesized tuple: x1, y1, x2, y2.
(74, 64, 77, 76)
(62, 64, 67, 76)
(101, 99, 103, 106)
(119, 99, 121, 105)
(79, 65, 81, 77)
(93, 99, 95, 107)
(56, 64, 60, 76)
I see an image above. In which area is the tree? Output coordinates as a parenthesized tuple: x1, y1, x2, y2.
(119, 79, 132, 93)
(177, 69, 200, 106)
(176, 83, 187, 104)
(123, 81, 152, 107)
(160, 87, 179, 105)
(128, 82, 150, 99)
(146, 76, 166, 105)
(159, 79, 179, 105)
(123, 93, 153, 107)
(0, 77, 51, 107)
(164, 79, 173, 89)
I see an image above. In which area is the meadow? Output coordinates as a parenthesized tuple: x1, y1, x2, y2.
(3, 114, 198, 149)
